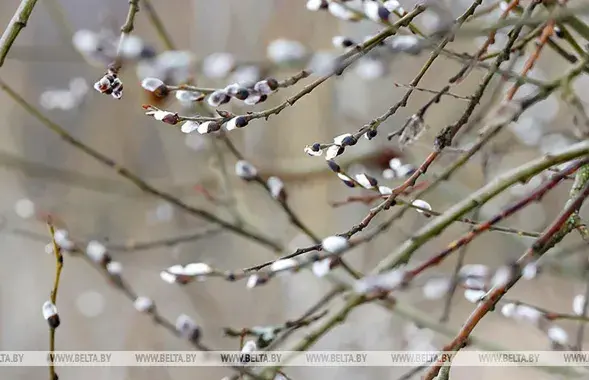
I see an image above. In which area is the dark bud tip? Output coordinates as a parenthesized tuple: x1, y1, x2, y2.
(235, 116, 249, 128)
(266, 78, 279, 90)
(140, 46, 157, 59)
(554, 26, 564, 38)
(189, 328, 201, 343)
(342, 180, 355, 188)
(377, 6, 390, 22)
(404, 166, 417, 177)
(154, 85, 169, 98)
(48, 315, 61, 329)
(311, 142, 321, 151)
(341, 135, 357, 146)
(366, 129, 377, 139)
(342, 38, 355, 48)
(220, 94, 231, 104)
(234, 88, 250, 100)
(327, 159, 341, 173)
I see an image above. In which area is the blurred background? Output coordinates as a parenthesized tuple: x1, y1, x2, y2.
(0, 0, 588, 379)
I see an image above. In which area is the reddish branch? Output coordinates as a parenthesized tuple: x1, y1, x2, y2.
(506, 20, 555, 100)
(424, 175, 589, 380)
(450, 0, 522, 83)
(407, 158, 588, 279)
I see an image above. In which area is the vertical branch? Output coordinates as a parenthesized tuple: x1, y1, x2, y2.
(112, 0, 140, 71)
(0, 79, 282, 251)
(47, 221, 63, 380)
(0, 0, 39, 67)
(440, 152, 491, 322)
(575, 268, 589, 349)
(505, 20, 555, 99)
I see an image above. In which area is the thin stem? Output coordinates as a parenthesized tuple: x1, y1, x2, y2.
(112, 0, 140, 71)
(424, 180, 589, 380)
(273, 142, 589, 377)
(47, 221, 63, 380)
(0, 0, 39, 67)
(0, 79, 281, 251)
(406, 159, 588, 280)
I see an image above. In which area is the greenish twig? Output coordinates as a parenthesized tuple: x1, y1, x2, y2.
(0, 0, 39, 67)
(0, 79, 282, 251)
(424, 179, 589, 380)
(261, 141, 589, 379)
(47, 221, 63, 380)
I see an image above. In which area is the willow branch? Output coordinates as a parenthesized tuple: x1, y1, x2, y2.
(0, 0, 39, 67)
(0, 79, 281, 251)
(424, 179, 589, 380)
(47, 221, 63, 380)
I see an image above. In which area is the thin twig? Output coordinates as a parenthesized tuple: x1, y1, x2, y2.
(0, 79, 281, 251)
(47, 220, 63, 380)
(424, 180, 589, 380)
(112, 0, 140, 71)
(0, 0, 39, 67)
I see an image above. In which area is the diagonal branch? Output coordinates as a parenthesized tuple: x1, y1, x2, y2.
(0, 79, 281, 251)
(0, 0, 39, 67)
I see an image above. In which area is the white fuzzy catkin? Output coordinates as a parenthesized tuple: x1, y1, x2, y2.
(412, 199, 432, 215)
(325, 145, 343, 160)
(181, 121, 199, 134)
(42, 301, 58, 319)
(134, 296, 154, 313)
(246, 274, 262, 289)
(547, 325, 568, 345)
(183, 263, 212, 277)
(573, 294, 586, 315)
(459, 264, 489, 278)
(141, 77, 165, 92)
(378, 186, 393, 195)
(160, 271, 177, 284)
(354, 173, 376, 189)
(501, 303, 516, 318)
(321, 236, 349, 253)
(312, 259, 332, 278)
(522, 262, 538, 280)
(270, 259, 298, 273)
(175, 314, 199, 339)
(86, 240, 107, 262)
(464, 289, 485, 303)
(514, 305, 542, 324)
(267, 176, 285, 199)
(235, 160, 258, 180)
(354, 269, 405, 294)
(106, 261, 122, 275)
(241, 340, 257, 353)
(54, 229, 74, 250)
(491, 266, 512, 288)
